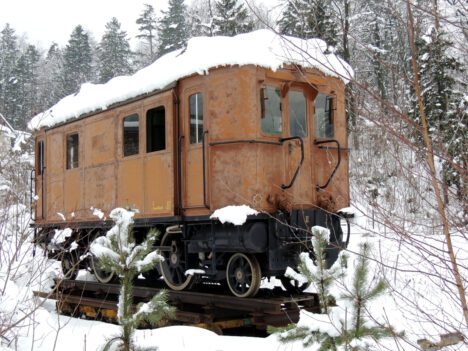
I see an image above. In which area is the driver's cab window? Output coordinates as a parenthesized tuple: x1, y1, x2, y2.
(314, 93, 334, 138)
(260, 86, 282, 134)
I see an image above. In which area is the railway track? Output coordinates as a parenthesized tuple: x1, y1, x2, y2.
(34, 279, 320, 335)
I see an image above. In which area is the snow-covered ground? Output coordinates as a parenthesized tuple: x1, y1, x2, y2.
(1, 209, 466, 350)
(1, 131, 466, 350)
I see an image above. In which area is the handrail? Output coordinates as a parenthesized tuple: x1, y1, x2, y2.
(314, 139, 342, 190)
(279, 136, 304, 190)
(29, 169, 35, 220)
(202, 130, 209, 209)
(178, 135, 184, 216)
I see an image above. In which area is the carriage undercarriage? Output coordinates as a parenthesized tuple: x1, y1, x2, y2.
(35, 208, 348, 298)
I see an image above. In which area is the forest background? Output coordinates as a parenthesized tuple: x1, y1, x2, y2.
(0, 0, 467, 350)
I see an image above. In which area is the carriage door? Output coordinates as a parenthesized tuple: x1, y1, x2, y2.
(183, 91, 207, 209)
(144, 101, 174, 216)
(35, 139, 45, 219)
(285, 89, 313, 203)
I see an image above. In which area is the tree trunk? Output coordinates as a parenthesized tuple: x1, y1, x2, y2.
(406, 0, 468, 327)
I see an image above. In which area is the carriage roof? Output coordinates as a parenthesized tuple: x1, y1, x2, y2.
(29, 29, 353, 131)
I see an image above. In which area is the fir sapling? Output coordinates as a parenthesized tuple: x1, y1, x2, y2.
(271, 234, 401, 350)
(91, 208, 174, 351)
(340, 243, 398, 344)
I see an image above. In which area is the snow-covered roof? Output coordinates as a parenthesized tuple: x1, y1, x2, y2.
(29, 29, 353, 131)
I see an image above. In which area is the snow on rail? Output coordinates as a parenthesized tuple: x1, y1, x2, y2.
(29, 29, 353, 130)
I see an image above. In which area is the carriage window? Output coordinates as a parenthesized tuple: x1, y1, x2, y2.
(315, 94, 334, 138)
(123, 114, 139, 157)
(189, 93, 203, 144)
(289, 91, 307, 137)
(37, 140, 44, 175)
(147, 106, 166, 152)
(66, 133, 79, 169)
(260, 86, 282, 134)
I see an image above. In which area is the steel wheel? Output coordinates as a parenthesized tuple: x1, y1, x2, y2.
(280, 276, 309, 294)
(160, 231, 194, 291)
(90, 255, 114, 283)
(226, 253, 261, 297)
(61, 251, 79, 280)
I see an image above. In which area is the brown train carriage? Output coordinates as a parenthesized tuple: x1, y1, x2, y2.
(33, 50, 350, 297)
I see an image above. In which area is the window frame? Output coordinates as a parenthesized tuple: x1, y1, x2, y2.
(37, 140, 44, 175)
(189, 92, 204, 145)
(66, 133, 79, 170)
(314, 93, 335, 139)
(259, 85, 283, 136)
(146, 106, 166, 153)
(122, 113, 140, 157)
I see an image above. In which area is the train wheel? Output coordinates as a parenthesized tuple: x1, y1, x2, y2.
(279, 276, 309, 294)
(160, 231, 194, 291)
(90, 255, 114, 284)
(61, 251, 79, 280)
(226, 253, 261, 297)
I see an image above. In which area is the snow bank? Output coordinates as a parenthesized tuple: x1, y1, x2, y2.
(210, 205, 258, 225)
(29, 29, 353, 130)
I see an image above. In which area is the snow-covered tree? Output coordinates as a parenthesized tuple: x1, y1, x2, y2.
(278, 0, 338, 47)
(212, 0, 254, 36)
(411, 25, 467, 202)
(39, 43, 65, 109)
(136, 3, 158, 66)
(98, 18, 133, 83)
(90, 208, 174, 351)
(10, 45, 40, 129)
(188, 0, 216, 37)
(157, 0, 189, 57)
(0, 24, 20, 127)
(61, 25, 94, 96)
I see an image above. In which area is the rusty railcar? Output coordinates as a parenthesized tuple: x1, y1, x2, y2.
(31, 31, 352, 297)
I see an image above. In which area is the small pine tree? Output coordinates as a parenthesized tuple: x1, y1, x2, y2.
(157, 0, 189, 57)
(271, 237, 399, 350)
(136, 4, 158, 65)
(298, 226, 344, 313)
(340, 243, 395, 345)
(91, 208, 174, 351)
(212, 0, 254, 36)
(98, 18, 133, 83)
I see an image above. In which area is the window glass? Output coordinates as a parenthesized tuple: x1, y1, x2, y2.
(260, 86, 282, 134)
(123, 114, 139, 156)
(37, 140, 44, 175)
(189, 93, 203, 144)
(147, 106, 166, 152)
(66, 134, 79, 169)
(314, 94, 334, 138)
(289, 91, 307, 137)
